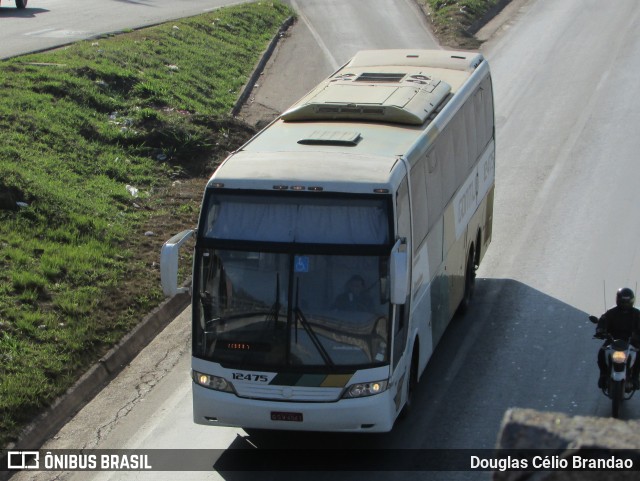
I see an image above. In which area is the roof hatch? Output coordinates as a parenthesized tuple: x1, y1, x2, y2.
(298, 130, 362, 146)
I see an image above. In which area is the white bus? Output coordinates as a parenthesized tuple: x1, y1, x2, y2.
(161, 49, 495, 432)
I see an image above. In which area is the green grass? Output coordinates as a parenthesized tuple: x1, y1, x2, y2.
(0, 1, 292, 447)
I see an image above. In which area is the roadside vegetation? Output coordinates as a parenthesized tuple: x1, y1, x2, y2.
(0, 1, 292, 447)
(418, 0, 509, 48)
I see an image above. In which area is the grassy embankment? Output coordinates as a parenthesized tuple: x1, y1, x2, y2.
(0, 1, 292, 447)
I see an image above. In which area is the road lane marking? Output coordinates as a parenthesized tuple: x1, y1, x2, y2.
(290, 0, 340, 71)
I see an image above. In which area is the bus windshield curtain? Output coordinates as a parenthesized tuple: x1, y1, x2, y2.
(207, 201, 388, 245)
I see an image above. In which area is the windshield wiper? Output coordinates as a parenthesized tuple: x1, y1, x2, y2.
(294, 279, 334, 367)
(266, 273, 281, 325)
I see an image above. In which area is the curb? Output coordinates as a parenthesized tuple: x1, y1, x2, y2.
(5, 291, 190, 453)
(465, 0, 514, 35)
(231, 16, 295, 117)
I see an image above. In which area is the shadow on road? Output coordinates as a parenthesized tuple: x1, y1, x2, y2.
(0, 7, 48, 18)
(199, 279, 635, 478)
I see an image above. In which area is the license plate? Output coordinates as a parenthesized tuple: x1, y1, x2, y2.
(271, 411, 303, 422)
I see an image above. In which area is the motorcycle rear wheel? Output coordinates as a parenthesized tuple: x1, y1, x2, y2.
(611, 380, 623, 418)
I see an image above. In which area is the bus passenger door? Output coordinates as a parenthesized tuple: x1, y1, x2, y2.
(392, 176, 411, 412)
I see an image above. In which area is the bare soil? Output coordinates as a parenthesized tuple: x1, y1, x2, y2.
(93, 120, 257, 352)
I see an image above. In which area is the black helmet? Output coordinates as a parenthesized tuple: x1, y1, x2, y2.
(616, 287, 635, 309)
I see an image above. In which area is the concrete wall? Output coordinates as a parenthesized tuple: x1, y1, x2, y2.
(494, 408, 640, 480)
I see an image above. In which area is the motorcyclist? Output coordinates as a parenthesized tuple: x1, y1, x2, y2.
(596, 287, 640, 389)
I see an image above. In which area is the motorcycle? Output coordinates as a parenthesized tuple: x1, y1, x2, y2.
(589, 315, 638, 418)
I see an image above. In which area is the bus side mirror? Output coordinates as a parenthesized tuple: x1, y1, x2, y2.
(390, 239, 408, 305)
(160, 229, 195, 297)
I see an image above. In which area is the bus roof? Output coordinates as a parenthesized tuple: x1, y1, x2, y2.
(210, 49, 486, 193)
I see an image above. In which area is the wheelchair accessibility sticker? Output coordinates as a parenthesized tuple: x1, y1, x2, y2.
(294, 256, 309, 273)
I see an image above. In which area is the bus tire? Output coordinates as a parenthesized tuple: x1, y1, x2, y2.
(16, 0, 28, 8)
(401, 348, 419, 418)
(457, 247, 476, 315)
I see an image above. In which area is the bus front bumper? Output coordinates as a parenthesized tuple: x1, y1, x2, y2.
(192, 383, 397, 432)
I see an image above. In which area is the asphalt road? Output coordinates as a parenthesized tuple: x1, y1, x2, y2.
(0, 0, 244, 59)
(9, 0, 640, 479)
(237, 0, 440, 126)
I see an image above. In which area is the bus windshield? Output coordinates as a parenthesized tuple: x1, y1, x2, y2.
(194, 191, 392, 370)
(195, 250, 390, 369)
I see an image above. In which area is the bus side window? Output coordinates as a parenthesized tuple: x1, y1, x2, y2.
(394, 178, 411, 367)
(409, 162, 427, 252)
(425, 150, 442, 233)
(438, 127, 456, 212)
(464, 96, 478, 170)
(396, 177, 410, 247)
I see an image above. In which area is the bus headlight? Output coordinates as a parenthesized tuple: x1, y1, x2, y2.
(193, 370, 235, 393)
(342, 380, 388, 399)
(612, 351, 627, 364)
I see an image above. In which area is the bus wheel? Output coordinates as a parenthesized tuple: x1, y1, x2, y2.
(401, 350, 419, 417)
(16, 0, 28, 8)
(457, 247, 476, 315)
